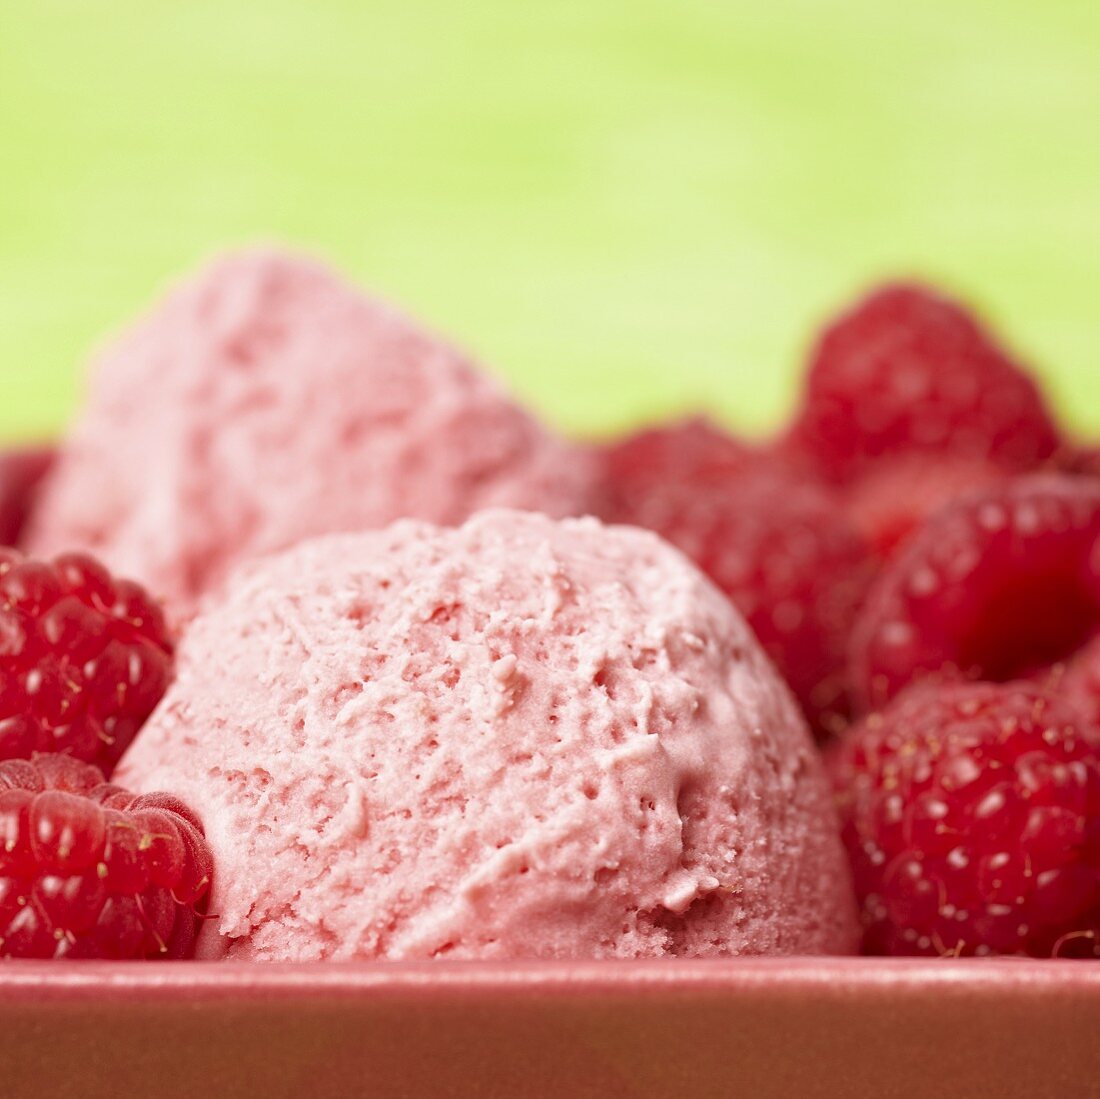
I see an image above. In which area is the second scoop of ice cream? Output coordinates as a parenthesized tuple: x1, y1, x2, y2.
(28, 249, 595, 617)
(119, 510, 858, 960)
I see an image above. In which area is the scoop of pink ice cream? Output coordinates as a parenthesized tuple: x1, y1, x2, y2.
(118, 510, 858, 961)
(28, 249, 595, 618)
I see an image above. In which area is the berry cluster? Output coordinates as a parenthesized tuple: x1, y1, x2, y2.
(599, 282, 1100, 957)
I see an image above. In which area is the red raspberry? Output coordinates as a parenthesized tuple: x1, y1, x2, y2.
(597, 417, 754, 528)
(789, 283, 1060, 483)
(0, 753, 212, 959)
(600, 422, 876, 737)
(843, 455, 1005, 561)
(0, 446, 55, 548)
(849, 475, 1100, 713)
(0, 548, 174, 774)
(829, 681, 1100, 957)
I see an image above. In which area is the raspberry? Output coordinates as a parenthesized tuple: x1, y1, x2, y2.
(850, 475, 1100, 712)
(829, 681, 1100, 957)
(843, 455, 1005, 561)
(790, 283, 1060, 483)
(0, 446, 54, 548)
(0, 753, 212, 959)
(600, 423, 875, 737)
(597, 417, 754, 530)
(0, 549, 174, 774)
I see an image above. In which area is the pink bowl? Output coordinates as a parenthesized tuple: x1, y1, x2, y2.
(2, 958, 1098, 1097)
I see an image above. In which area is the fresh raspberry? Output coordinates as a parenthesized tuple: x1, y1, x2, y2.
(600, 423, 876, 737)
(849, 475, 1100, 713)
(0, 753, 212, 959)
(829, 681, 1100, 957)
(843, 455, 1005, 561)
(0, 549, 174, 774)
(0, 446, 55, 548)
(789, 283, 1060, 483)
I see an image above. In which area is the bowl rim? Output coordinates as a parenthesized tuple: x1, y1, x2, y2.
(2, 955, 1099, 1000)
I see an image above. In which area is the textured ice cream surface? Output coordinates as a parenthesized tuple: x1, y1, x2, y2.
(118, 510, 858, 961)
(28, 249, 595, 618)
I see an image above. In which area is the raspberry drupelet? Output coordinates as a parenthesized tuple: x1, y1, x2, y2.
(0, 548, 174, 775)
(789, 282, 1060, 484)
(830, 681, 1100, 958)
(0, 753, 213, 959)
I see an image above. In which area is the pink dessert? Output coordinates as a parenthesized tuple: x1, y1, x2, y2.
(27, 250, 595, 618)
(118, 509, 858, 961)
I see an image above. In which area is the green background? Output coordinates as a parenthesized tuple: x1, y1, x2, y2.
(1, 0, 1097, 442)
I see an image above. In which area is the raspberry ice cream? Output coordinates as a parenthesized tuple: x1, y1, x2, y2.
(118, 510, 858, 961)
(28, 250, 595, 618)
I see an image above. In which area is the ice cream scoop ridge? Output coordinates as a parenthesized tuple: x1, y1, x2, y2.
(28, 249, 595, 617)
(118, 509, 858, 961)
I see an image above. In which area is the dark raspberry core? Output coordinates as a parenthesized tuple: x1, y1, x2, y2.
(0, 753, 212, 959)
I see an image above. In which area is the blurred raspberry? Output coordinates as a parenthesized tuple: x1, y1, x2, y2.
(597, 417, 754, 529)
(0, 753, 212, 959)
(789, 283, 1060, 483)
(600, 421, 875, 737)
(830, 680, 1100, 957)
(0, 447, 55, 548)
(849, 475, 1100, 713)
